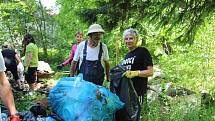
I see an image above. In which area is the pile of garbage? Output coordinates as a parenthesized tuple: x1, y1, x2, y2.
(48, 74, 124, 121)
(1, 74, 124, 121)
(37, 61, 54, 78)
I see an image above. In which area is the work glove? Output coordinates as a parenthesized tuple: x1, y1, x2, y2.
(10, 115, 21, 121)
(123, 70, 140, 78)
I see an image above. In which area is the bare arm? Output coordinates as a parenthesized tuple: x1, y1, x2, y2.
(139, 66, 153, 77)
(15, 53, 21, 64)
(0, 71, 17, 115)
(70, 61, 78, 76)
(104, 60, 110, 81)
(61, 48, 74, 66)
(25, 52, 33, 70)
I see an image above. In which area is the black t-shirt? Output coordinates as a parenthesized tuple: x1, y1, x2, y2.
(122, 47, 153, 96)
(1, 49, 17, 66)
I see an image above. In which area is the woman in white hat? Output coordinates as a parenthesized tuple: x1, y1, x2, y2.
(70, 24, 110, 86)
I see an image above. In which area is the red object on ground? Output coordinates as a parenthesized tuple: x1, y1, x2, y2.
(10, 115, 21, 121)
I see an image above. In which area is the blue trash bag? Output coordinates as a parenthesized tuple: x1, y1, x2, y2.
(0, 113, 9, 121)
(44, 117, 56, 121)
(48, 74, 124, 121)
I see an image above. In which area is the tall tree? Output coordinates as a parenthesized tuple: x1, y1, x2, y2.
(0, 0, 58, 57)
(78, 0, 215, 44)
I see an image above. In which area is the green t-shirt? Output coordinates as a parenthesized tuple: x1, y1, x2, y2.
(24, 43, 38, 67)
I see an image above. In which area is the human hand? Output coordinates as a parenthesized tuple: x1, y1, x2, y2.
(123, 70, 140, 78)
(10, 115, 21, 121)
(57, 64, 63, 70)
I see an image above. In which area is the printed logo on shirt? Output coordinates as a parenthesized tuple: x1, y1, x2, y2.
(122, 56, 136, 70)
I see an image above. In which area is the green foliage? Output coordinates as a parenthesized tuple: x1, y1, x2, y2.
(147, 94, 215, 121)
(0, 0, 61, 57)
(77, 0, 215, 45)
(158, 14, 215, 92)
(14, 92, 47, 111)
(0, 1, 29, 45)
(38, 48, 71, 70)
(0, 0, 215, 119)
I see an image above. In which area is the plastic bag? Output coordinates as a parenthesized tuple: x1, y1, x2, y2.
(110, 65, 141, 121)
(48, 74, 124, 121)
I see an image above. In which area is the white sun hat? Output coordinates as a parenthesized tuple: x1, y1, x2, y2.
(87, 24, 105, 35)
